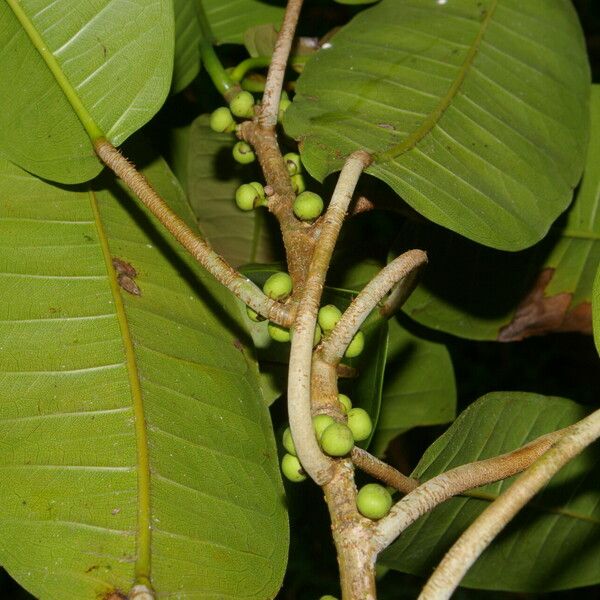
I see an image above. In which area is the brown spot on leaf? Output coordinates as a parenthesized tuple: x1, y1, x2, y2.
(233, 339, 244, 352)
(112, 258, 141, 296)
(112, 258, 137, 278)
(378, 123, 395, 131)
(498, 268, 593, 341)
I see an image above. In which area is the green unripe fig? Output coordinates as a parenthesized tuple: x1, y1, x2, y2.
(282, 427, 296, 456)
(249, 181, 266, 198)
(313, 324, 322, 347)
(291, 173, 306, 194)
(347, 407, 372, 441)
(320, 422, 354, 457)
(246, 305, 264, 322)
(312, 414, 335, 440)
(235, 183, 264, 211)
(338, 393, 352, 413)
(209, 106, 236, 133)
(229, 90, 255, 118)
(344, 330, 365, 358)
(293, 191, 324, 221)
(278, 97, 292, 121)
(232, 141, 255, 164)
(356, 483, 392, 519)
(319, 596, 338, 600)
(263, 272, 293, 301)
(281, 453, 306, 482)
(268, 322, 291, 342)
(283, 152, 302, 176)
(318, 304, 342, 332)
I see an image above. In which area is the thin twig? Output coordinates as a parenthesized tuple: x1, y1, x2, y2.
(351, 447, 418, 495)
(318, 250, 427, 365)
(418, 408, 600, 600)
(288, 151, 371, 485)
(94, 139, 291, 326)
(259, 0, 305, 128)
(372, 427, 567, 552)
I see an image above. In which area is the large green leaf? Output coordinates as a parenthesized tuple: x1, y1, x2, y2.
(0, 150, 288, 599)
(370, 318, 456, 456)
(172, 0, 285, 93)
(395, 85, 600, 341)
(0, 0, 174, 184)
(184, 115, 283, 267)
(380, 392, 600, 592)
(284, 0, 590, 250)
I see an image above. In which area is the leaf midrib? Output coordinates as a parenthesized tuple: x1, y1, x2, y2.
(89, 189, 152, 589)
(375, 0, 498, 162)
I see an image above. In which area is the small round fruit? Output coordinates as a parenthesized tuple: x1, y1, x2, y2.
(283, 152, 302, 176)
(313, 324, 322, 347)
(235, 183, 263, 211)
(347, 407, 372, 442)
(320, 422, 354, 457)
(268, 322, 291, 342)
(318, 304, 342, 332)
(263, 272, 293, 301)
(232, 141, 255, 164)
(229, 90, 255, 118)
(282, 427, 296, 456)
(293, 191, 324, 221)
(278, 97, 292, 121)
(312, 414, 335, 440)
(209, 106, 236, 133)
(319, 596, 338, 600)
(281, 453, 306, 482)
(344, 330, 365, 358)
(246, 305, 264, 322)
(249, 181, 265, 198)
(338, 393, 352, 413)
(356, 483, 392, 519)
(291, 173, 306, 194)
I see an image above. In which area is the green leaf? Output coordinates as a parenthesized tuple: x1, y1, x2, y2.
(370, 318, 456, 456)
(395, 84, 600, 341)
(380, 392, 600, 592)
(0, 0, 174, 183)
(244, 23, 280, 58)
(284, 0, 590, 250)
(184, 115, 283, 267)
(172, 0, 285, 93)
(0, 150, 288, 599)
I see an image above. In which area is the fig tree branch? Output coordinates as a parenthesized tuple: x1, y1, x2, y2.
(259, 0, 305, 128)
(94, 139, 292, 326)
(418, 407, 600, 600)
(318, 249, 427, 365)
(288, 150, 371, 485)
(351, 447, 418, 494)
(372, 426, 568, 553)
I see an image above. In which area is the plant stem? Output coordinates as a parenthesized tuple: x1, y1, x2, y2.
(194, 1, 240, 101)
(94, 139, 291, 326)
(231, 55, 308, 83)
(288, 151, 371, 485)
(351, 447, 418, 494)
(372, 427, 567, 553)
(259, 0, 305, 128)
(318, 250, 427, 365)
(418, 408, 600, 600)
(324, 460, 378, 600)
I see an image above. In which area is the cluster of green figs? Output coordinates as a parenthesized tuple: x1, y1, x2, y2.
(247, 272, 365, 355)
(210, 91, 325, 222)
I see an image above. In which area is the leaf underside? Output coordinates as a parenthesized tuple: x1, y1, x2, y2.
(380, 392, 600, 592)
(284, 0, 591, 250)
(0, 149, 288, 599)
(0, 0, 174, 183)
